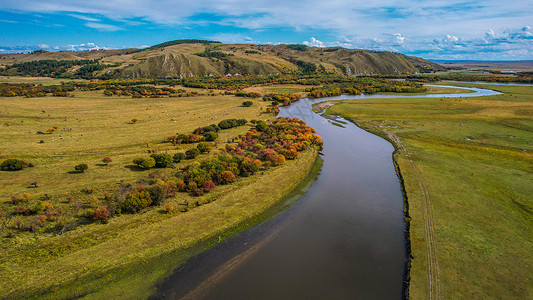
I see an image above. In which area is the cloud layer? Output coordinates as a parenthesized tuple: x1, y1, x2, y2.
(0, 1, 531, 59)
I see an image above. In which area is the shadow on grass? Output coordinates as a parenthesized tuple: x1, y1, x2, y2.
(124, 165, 146, 172)
(67, 170, 83, 174)
(96, 163, 108, 167)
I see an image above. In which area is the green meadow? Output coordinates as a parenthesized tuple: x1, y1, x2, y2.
(326, 84, 532, 299)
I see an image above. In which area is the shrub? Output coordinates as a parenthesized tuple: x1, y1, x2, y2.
(204, 131, 218, 141)
(102, 157, 112, 165)
(165, 204, 173, 213)
(197, 142, 212, 153)
(121, 190, 152, 213)
(146, 183, 168, 205)
(133, 157, 144, 167)
(11, 195, 20, 204)
(255, 121, 267, 131)
(185, 148, 200, 159)
(242, 100, 253, 107)
(203, 180, 216, 192)
(139, 157, 156, 169)
(150, 153, 173, 168)
(219, 171, 236, 184)
(237, 119, 247, 126)
(173, 152, 186, 163)
(218, 119, 239, 129)
(74, 163, 88, 173)
(94, 207, 110, 222)
(1, 158, 28, 171)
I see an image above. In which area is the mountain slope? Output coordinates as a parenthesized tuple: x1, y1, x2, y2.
(0, 40, 444, 78)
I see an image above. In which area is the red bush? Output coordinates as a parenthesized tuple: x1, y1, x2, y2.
(94, 207, 110, 222)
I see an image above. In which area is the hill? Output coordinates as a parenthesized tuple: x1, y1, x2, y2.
(0, 40, 444, 78)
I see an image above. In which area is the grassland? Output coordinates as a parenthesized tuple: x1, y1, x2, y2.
(0, 85, 320, 298)
(326, 84, 532, 299)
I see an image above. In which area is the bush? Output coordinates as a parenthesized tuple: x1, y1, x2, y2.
(185, 148, 200, 159)
(139, 157, 156, 169)
(74, 164, 88, 173)
(203, 180, 216, 192)
(146, 183, 168, 205)
(242, 100, 253, 107)
(219, 171, 236, 184)
(173, 152, 186, 163)
(102, 157, 112, 165)
(150, 153, 173, 168)
(94, 207, 110, 222)
(197, 142, 212, 153)
(121, 190, 152, 213)
(255, 121, 267, 131)
(218, 119, 238, 129)
(237, 119, 247, 126)
(1, 158, 28, 171)
(203, 131, 218, 141)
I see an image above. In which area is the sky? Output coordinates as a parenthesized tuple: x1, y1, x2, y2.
(0, 0, 532, 60)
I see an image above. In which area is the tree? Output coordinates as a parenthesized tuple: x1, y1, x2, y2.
(74, 163, 88, 173)
(102, 157, 112, 165)
(242, 100, 253, 107)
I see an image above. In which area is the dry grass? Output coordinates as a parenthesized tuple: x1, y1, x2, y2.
(0, 88, 320, 298)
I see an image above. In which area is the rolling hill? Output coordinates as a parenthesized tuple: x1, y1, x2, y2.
(0, 40, 444, 78)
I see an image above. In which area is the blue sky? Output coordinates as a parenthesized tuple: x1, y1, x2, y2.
(0, 0, 532, 60)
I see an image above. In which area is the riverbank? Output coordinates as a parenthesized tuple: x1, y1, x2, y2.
(1, 146, 320, 299)
(325, 84, 533, 298)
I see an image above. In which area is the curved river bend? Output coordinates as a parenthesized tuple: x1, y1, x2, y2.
(153, 86, 500, 299)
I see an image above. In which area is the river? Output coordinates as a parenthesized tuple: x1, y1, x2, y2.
(152, 86, 500, 299)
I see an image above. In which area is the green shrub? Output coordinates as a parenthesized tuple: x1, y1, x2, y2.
(218, 119, 238, 129)
(237, 119, 247, 125)
(256, 121, 267, 131)
(150, 153, 173, 168)
(1, 159, 28, 171)
(197, 142, 212, 153)
(146, 183, 168, 205)
(120, 191, 152, 213)
(242, 100, 253, 107)
(74, 164, 88, 173)
(139, 157, 156, 169)
(173, 152, 186, 163)
(204, 131, 218, 141)
(186, 148, 200, 159)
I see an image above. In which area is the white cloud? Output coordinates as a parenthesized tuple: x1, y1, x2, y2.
(303, 37, 324, 47)
(85, 22, 121, 31)
(68, 14, 100, 22)
(38, 44, 49, 48)
(66, 42, 107, 51)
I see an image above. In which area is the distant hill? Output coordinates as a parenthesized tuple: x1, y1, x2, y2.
(0, 40, 444, 78)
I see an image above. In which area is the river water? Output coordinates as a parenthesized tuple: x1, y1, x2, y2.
(152, 86, 500, 300)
